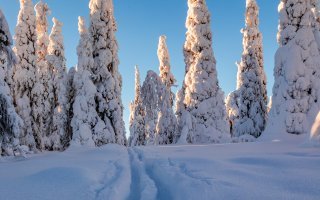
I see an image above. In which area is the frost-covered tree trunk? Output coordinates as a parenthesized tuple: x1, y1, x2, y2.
(175, 88, 187, 144)
(226, 0, 267, 139)
(129, 66, 146, 146)
(66, 66, 76, 146)
(141, 71, 162, 145)
(266, 0, 320, 136)
(89, 0, 126, 146)
(71, 16, 104, 147)
(47, 18, 68, 150)
(32, 1, 53, 150)
(0, 9, 23, 156)
(13, 0, 38, 151)
(156, 36, 177, 145)
(178, 0, 229, 144)
(225, 91, 240, 135)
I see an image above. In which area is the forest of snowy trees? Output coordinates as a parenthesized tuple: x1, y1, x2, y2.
(1, 0, 320, 156)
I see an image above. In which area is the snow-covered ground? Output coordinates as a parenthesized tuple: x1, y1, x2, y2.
(0, 136, 319, 200)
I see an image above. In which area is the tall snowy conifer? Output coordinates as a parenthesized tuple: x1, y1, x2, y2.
(0, 9, 23, 156)
(226, 0, 267, 139)
(89, 0, 126, 145)
(71, 17, 104, 146)
(156, 36, 177, 144)
(13, 0, 38, 151)
(129, 66, 146, 146)
(158, 36, 176, 91)
(47, 18, 68, 150)
(177, 0, 229, 144)
(32, 1, 53, 150)
(141, 71, 163, 145)
(266, 0, 320, 136)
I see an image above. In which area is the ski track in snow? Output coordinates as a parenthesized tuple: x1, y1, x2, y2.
(129, 147, 219, 200)
(127, 148, 157, 200)
(139, 150, 219, 199)
(94, 160, 122, 200)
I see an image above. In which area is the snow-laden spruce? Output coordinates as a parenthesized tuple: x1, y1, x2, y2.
(89, 0, 126, 145)
(32, 1, 53, 150)
(141, 71, 163, 145)
(226, 0, 267, 139)
(46, 18, 68, 150)
(156, 36, 177, 144)
(0, 9, 24, 156)
(158, 36, 176, 91)
(13, 0, 38, 151)
(129, 66, 146, 146)
(265, 0, 320, 136)
(177, 0, 229, 144)
(0, 9, 15, 90)
(71, 17, 105, 147)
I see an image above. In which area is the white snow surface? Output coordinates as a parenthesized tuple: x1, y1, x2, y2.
(0, 136, 319, 200)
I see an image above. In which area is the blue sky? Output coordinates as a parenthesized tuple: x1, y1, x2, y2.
(1, 0, 279, 136)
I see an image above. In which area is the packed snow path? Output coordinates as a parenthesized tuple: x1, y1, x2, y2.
(0, 137, 320, 200)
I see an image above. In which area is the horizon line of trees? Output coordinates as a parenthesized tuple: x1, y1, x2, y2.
(1, 0, 320, 156)
(129, 0, 320, 146)
(0, 0, 126, 156)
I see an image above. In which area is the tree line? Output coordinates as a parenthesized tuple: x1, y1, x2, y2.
(1, 0, 320, 156)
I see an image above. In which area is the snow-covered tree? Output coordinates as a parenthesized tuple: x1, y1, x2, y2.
(129, 66, 146, 146)
(177, 0, 229, 144)
(0, 11, 15, 94)
(156, 89, 177, 145)
(266, 0, 320, 136)
(0, 9, 24, 156)
(141, 71, 162, 145)
(72, 69, 98, 146)
(89, 0, 126, 146)
(66, 66, 76, 145)
(46, 18, 68, 150)
(225, 91, 239, 134)
(0, 9, 15, 90)
(13, 0, 38, 151)
(226, 0, 267, 139)
(158, 36, 176, 91)
(71, 16, 104, 147)
(32, 1, 53, 150)
(175, 88, 188, 144)
(156, 36, 177, 145)
(35, 1, 50, 62)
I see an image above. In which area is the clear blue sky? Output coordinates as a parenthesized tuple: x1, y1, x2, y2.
(0, 0, 279, 136)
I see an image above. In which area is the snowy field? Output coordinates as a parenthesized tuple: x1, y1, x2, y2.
(0, 136, 319, 200)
